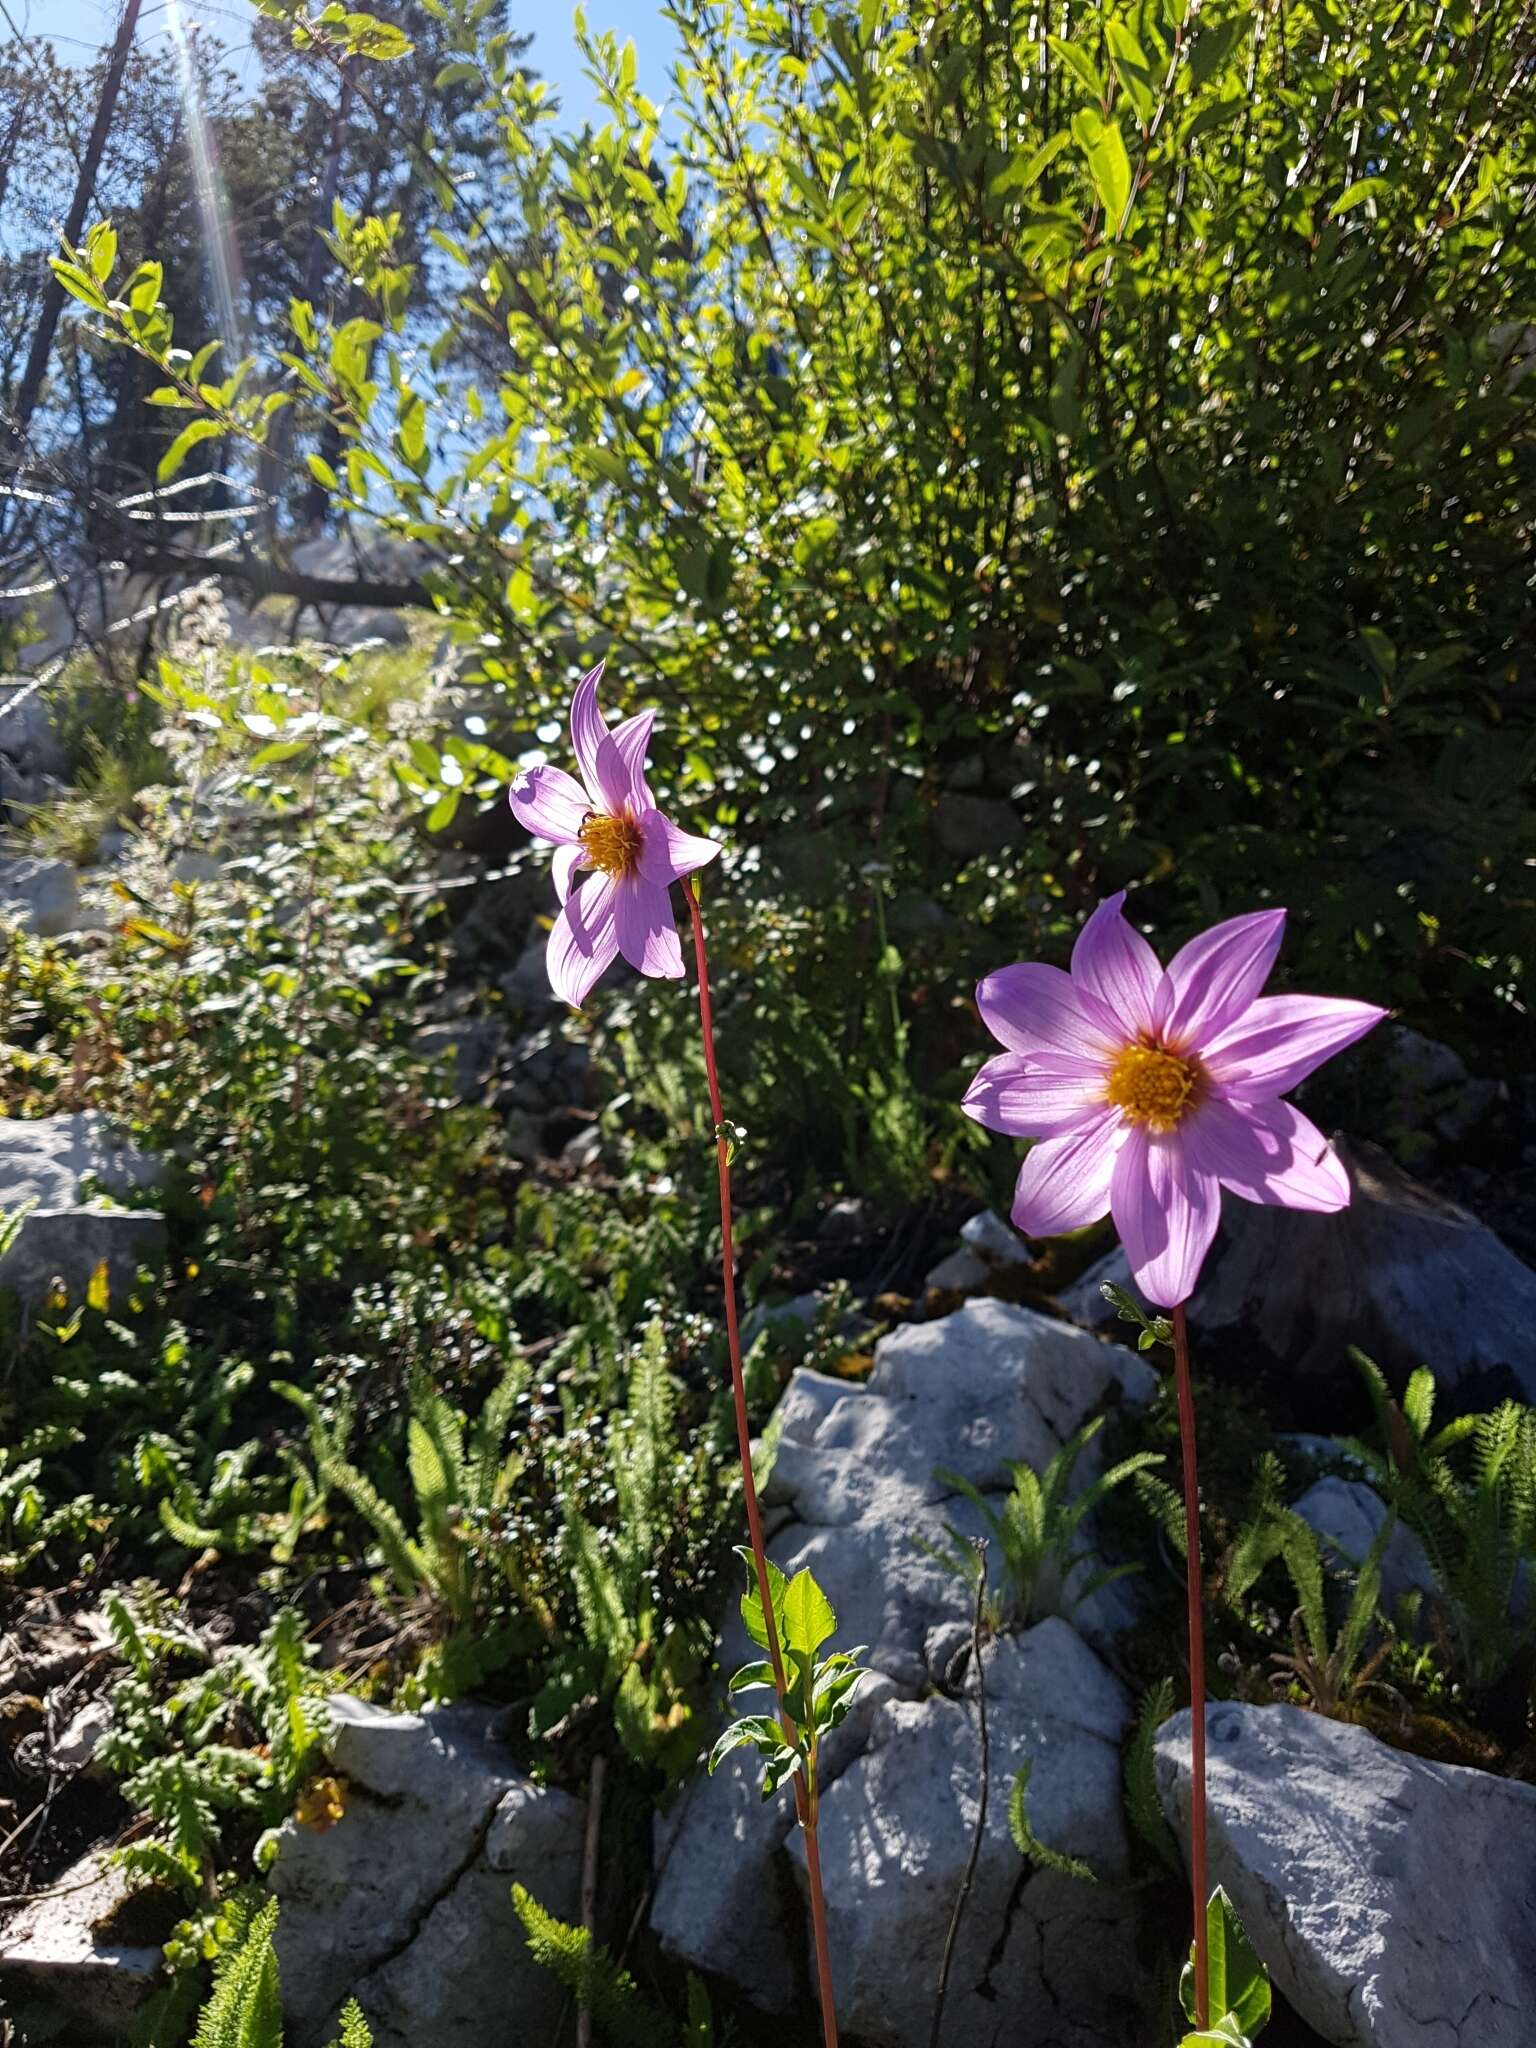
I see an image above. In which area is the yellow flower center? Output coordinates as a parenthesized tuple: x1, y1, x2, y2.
(1105, 1043, 1202, 1132)
(579, 811, 643, 878)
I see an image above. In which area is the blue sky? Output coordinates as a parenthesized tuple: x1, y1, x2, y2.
(33, 0, 677, 127)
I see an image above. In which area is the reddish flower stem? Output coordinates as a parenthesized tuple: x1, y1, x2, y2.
(682, 876, 840, 2048)
(1171, 1303, 1209, 2030)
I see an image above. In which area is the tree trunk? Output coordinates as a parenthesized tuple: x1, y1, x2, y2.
(3, 0, 145, 454)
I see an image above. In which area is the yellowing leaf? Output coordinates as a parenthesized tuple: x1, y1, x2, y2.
(87, 1260, 110, 1313)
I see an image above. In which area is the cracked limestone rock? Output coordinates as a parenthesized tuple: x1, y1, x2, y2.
(796, 1618, 1147, 2048)
(1156, 1702, 1536, 2046)
(652, 1300, 1156, 2027)
(0, 1113, 165, 1310)
(271, 1696, 583, 2048)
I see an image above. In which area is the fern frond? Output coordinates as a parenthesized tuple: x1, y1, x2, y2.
(1124, 1678, 1179, 1870)
(191, 1897, 283, 2048)
(323, 1999, 373, 2048)
(511, 1883, 674, 2048)
(1007, 1761, 1096, 1883)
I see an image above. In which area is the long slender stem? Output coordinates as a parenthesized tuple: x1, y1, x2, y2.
(682, 875, 840, 2048)
(1171, 1304, 1209, 2031)
(929, 1539, 989, 2048)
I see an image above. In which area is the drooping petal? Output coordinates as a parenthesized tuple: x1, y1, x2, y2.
(546, 871, 619, 1007)
(637, 807, 721, 886)
(1110, 1122, 1222, 1308)
(962, 1052, 1108, 1138)
(608, 708, 657, 811)
(976, 961, 1119, 1062)
(612, 874, 685, 979)
(1159, 908, 1287, 1050)
(568, 662, 611, 808)
(1070, 891, 1163, 1040)
(508, 763, 589, 845)
(1200, 994, 1389, 1101)
(1182, 1096, 1351, 1213)
(1008, 1109, 1123, 1238)
(552, 842, 586, 904)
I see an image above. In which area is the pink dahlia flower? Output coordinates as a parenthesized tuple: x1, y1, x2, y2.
(962, 894, 1388, 1307)
(508, 662, 719, 1006)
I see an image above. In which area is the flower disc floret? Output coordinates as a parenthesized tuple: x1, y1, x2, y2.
(1105, 1043, 1201, 1132)
(579, 810, 643, 878)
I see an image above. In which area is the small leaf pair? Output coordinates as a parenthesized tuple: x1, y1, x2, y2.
(709, 1554, 866, 1805)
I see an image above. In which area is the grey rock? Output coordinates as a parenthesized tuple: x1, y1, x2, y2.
(413, 1017, 502, 1104)
(47, 1696, 114, 1774)
(271, 1695, 583, 2048)
(792, 1620, 1146, 2048)
(961, 1208, 1030, 1267)
(1293, 1477, 1434, 1614)
(741, 1290, 827, 1349)
(0, 1849, 163, 2027)
(0, 678, 69, 778)
(818, 1195, 877, 1243)
(1061, 1141, 1536, 1400)
(1157, 1703, 1536, 2046)
(0, 1114, 165, 1310)
(0, 856, 80, 936)
(935, 791, 1020, 858)
(560, 1123, 602, 1170)
(169, 850, 224, 885)
(653, 1303, 1158, 2026)
(924, 1245, 991, 1292)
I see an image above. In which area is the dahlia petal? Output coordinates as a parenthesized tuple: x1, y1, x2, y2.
(1008, 1109, 1123, 1238)
(1161, 908, 1287, 1049)
(612, 874, 685, 980)
(1201, 994, 1389, 1100)
(552, 842, 585, 905)
(508, 763, 589, 845)
(962, 1052, 1108, 1138)
(569, 662, 611, 808)
(976, 961, 1119, 1061)
(637, 807, 721, 886)
(1182, 1096, 1351, 1213)
(546, 872, 619, 1006)
(1110, 1123, 1221, 1308)
(609, 709, 656, 810)
(1071, 891, 1163, 1040)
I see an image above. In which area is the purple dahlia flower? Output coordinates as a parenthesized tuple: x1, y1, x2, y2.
(508, 662, 719, 1007)
(962, 894, 1388, 1307)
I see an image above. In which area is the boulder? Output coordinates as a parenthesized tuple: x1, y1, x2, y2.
(0, 857, 81, 937)
(935, 791, 1020, 858)
(653, 1302, 1157, 2026)
(0, 1114, 165, 1310)
(0, 1850, 163, 2029)
(1061, 1141, 1536, 1403)
(271, 1695, 584, 2048)
(1292, 1477, 1434, 1614)
(1156, 1703, 1536, 2046)
(0, 677, 69, 779)
(800, 1621, 1147, 2048)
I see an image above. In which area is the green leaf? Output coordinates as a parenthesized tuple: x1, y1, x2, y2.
(86, 221, 118, 283)
(737, 1547, 788, 1654)
(1331, 177, 1390, 218)
(994, 130, 1070, 195)
(156, 417, 224, 482)
(1181, 1888, 1272, 2038)
(781, 1568, 837, 1661)
(1048, 34, 1105, 100)
(1073, 110, 1133, 229)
